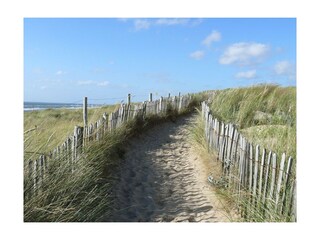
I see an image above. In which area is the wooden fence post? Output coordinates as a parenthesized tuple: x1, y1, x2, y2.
(253, 145, 260, 198)
(280, 156, 293, 214)
(262, 151, 272, 205)
(128, 93, 131, 105)
(33, 159, 39, 192)
(290, 180, 297, 221)
(160, 96, 163, 113)
(267, 152, 277, 215)
(74, 126, 84, 162)
(248, 144, 253, 192)
(83, 97, 88, 127)
(257, 148, 266, 203)
(275, 153, 286, 211)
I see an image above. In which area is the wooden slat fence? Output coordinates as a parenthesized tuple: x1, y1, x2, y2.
(25, 93, 193, 197)
(201, 101, 296, 221)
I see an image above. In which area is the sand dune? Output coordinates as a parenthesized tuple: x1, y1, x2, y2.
(106, 114, 234, 222)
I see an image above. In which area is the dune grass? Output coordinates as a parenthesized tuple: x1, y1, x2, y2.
(209, 84, 296, 159)
(23, 104, 124, 221)
(24, 105, 118, 155)
(201, 84, 297, 222)
(24, 87, 296, 222)
(24, 99, 199, 222)
(24, 117, 139, 222)
(189, 84, 296, 222)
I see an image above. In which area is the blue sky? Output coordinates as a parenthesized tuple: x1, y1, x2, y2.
(24, 18, 296, 104)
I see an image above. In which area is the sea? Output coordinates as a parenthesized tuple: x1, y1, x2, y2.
(24, 102, 99, 112)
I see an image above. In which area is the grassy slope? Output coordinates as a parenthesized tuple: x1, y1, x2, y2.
(24, 105, 118, 155)
(201, 84, 296, 222)
(209, 84, 296, 159)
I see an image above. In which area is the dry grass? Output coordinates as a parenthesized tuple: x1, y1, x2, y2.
(24, 105, 118, 154)
(209, 84, 296, 159)
(190, 85, 296, 222)
(24, 98, 200, 222)
(24, 118, 139, 221)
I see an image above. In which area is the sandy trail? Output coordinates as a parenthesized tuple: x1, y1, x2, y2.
(107, 114, 232, 222)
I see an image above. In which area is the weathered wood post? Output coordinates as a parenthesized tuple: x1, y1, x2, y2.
(149, 93, 153, 102)
(33, 159, 39, 192)
(83, 97, 88, 127)
(127, 93, 131, 105)
(74, 125, 84, 159)
(275, 153, 286, 211)
(127, 93, 131, 120)
(160, 96, 163, 113)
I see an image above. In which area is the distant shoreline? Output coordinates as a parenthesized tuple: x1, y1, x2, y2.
(24, 102, 103, 112)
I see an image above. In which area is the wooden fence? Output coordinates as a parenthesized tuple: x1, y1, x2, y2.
(25, 93, 194, 196)
(201, 101, 296, 221)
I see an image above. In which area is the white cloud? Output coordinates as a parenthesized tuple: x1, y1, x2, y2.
(219, 42, 270, 66)
(77, 80, 94, 85)
(190, 50, 205, 60)
(274, 60, 295, 75)
(97, 81, 110, 87)
(155, 18, 189, 26)
(129, 18, 202, 31)
(134, 19, 151, 30)
(56, 70, 66, 75)
(202, 31, 221, 47)
(235, 70, 257, 79)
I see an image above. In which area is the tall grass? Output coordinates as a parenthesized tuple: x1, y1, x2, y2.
(210, 84, 296, 159)
(24, 99, 199, 222)
(190, 84, 296, 222)
(24, 118, 140, 221)
(24, 105, 117, 154)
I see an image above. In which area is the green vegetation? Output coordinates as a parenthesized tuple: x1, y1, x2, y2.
(24, 99, 198, 222)
(24, 86, 296, 222)
(24, 117, 139, 221)
(209, 84, 296, 159)
(24, 105, 118, 154)
(194, 84, 297, 222)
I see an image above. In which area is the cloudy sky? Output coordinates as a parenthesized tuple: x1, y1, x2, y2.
(24, 18, 296, 104)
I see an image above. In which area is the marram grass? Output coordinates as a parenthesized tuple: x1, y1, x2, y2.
(209, 84, 296, 159)
(191, 84, 296, 222)
(24, 99, 199, 222)
(24, 105, 118, 154)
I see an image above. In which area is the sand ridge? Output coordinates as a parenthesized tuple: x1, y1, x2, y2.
(107, 114, 232, 222)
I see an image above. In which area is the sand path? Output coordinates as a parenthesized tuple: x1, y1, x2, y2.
(107, 114, 232, 222)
